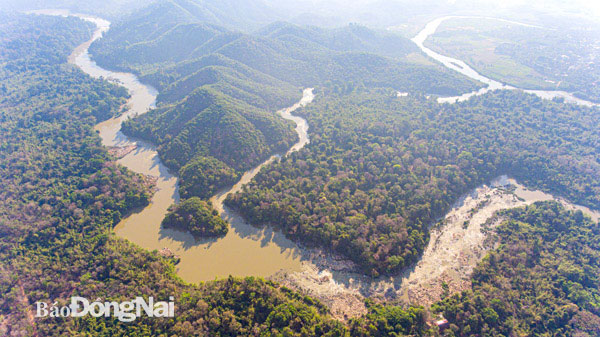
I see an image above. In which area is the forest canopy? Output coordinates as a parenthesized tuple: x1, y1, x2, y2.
(227, 88, 600, 275)
(3, 4, 600, 336)
(89, 0, 484, 215)
(162, 197, 229, 237)
(433, 202, 600, 336)
(0, 13, 354, 336)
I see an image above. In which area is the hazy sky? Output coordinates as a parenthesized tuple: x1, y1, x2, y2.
(476, 0, 600, 17)
(3, 0, 599, 27)
(296, 0, 600, 19)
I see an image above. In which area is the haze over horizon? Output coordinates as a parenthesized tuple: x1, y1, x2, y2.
(2, 0, 600, 28)
(2, 0, 600, 335)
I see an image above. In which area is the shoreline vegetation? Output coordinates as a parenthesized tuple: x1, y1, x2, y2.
(227, 88, 600, 276)
(270, 176, 600, 319)
(424, 16, 600, 104)
(162, 197, 229, 237)
(2, 4, 600, 336)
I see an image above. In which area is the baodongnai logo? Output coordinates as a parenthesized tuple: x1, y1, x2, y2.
(35, 296, 175, 322)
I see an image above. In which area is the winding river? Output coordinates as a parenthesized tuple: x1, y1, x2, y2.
(413, 16, 599, 107)
(33, 10, 312, 283)
(25, 9, 600, 316)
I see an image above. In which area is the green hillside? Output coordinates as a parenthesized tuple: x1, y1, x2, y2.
(122, 86, 297, 172)
(4, 9, 600, 337)
(258, 21, 419, 59)
(89, 0, 483, 213)
(227, 88, 600, 275)
(433, 202, 600, 336)
(162, 197, 229, 237)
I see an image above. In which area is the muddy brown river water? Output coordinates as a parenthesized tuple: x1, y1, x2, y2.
(30, 10, 600, 316)
(32, 10, 313, 283)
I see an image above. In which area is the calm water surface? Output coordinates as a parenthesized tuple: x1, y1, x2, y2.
(34, 10, 312, 283)
(412, 16, 599, 107)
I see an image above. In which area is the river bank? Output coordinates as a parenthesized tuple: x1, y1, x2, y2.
(272, 176, 600, 319)
(33, 9, 319, 284)
(410, 15, 599, 107)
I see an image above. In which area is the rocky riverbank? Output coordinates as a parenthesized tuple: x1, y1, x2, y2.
(273, 176, 600, 318)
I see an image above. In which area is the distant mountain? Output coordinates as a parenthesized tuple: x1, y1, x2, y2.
(111, 0, 285, 30)
(0, 0, 283, 28)
(258, 21, 418, 59)
(190, 0, 282, 30)
(0, 0, 152, 20)
(101, 22, 226, 65)
(92, 5, 476, 91)
(129, 0, 281, 30)
(90, 0, 483, 208)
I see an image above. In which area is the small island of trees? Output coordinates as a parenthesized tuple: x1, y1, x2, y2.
(162, 197, 228, 237)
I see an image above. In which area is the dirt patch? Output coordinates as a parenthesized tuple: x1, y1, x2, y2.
(274, 176, 600, 317)
(142, 174, 158, 192)
(108, 145, 137, 159)
(271, 263, 367, 321)
(395, 178, 525, 305)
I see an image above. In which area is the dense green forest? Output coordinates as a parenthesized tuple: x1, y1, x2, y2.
(4, 6, 600, 337)
(0, 13, 365, 336)
(122, 86, 298, 173)
(227, 88, 600, 275)
(0, 12, 150, 332)
(433, 202, 600, 336)
(178, 155, 239, 199)
(90, 1, 479, 95)
(86, 0, 483, 214)
(162, 197, 229, 237)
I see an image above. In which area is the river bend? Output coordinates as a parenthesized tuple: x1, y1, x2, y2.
(412, 16, 599, 107)
(33, 10, 312, 283)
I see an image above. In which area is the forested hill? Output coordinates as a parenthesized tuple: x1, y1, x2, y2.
(0, 0, 281, 28)
(89, 0, 483, 207)
(257, 21, 418, 59)
(122, 86, 298, 173)
(0, 12, 383, 336)
(93, 0, 282, 30)
(433, 202, 600, 336)
(227, 88, 600, 275)
(91, 0, 478, 95)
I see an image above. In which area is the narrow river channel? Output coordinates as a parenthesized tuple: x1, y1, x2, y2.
(412, 16, 599, 107)
(27, 9, 600, 316)
(33, 10, 312, 283)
